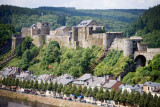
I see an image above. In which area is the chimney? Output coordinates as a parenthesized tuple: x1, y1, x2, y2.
(104, 75, 109, 83)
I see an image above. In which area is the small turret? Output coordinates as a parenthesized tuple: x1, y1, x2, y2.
(124, 39, 133, 56)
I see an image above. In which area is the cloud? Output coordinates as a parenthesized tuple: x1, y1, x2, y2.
(0, 0, 160, 9)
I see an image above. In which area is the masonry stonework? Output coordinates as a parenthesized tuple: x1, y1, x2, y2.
(12, 20, 160, 66)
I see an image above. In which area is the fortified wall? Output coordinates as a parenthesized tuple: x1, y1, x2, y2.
(12, 19, 160, 68)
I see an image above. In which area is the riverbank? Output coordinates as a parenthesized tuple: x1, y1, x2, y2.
(0, 89, 99, 107)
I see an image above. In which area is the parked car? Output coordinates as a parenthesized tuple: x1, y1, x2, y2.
(81, 100, 86, 103)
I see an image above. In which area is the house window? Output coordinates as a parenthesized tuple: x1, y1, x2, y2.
(148, 87, 149, 90)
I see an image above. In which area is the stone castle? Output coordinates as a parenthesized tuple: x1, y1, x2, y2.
(12, 19, 160, 67)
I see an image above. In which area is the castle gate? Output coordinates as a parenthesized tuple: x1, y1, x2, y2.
(134, 51, 147, 68)
(134, 49, 160, 68)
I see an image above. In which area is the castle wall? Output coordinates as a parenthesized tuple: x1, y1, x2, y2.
(105, 32, 123, 50)
(22, 28, 32, 37)
(46, 35, 71, 48)
(137, 43, 148, 51)
(110, 38, 124, 50)
(32, 35, 45, 47)
(85, 33, 104, 48)
(12, 37, 25, 49)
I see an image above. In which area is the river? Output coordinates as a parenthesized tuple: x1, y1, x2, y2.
(0, 96, 56, 107)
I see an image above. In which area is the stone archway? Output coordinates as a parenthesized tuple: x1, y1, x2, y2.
(134, 55, 146, 68)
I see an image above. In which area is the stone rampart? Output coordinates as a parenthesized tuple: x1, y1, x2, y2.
(46, 35, 71, 48)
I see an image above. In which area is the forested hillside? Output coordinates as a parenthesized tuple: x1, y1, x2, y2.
(0, 5, 145, 32)
(124, 4, 160, 48)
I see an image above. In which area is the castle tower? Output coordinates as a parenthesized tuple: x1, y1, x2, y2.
(72, 26, 79, 48)
(36, 22, 50, 35)
(124, 39, 133, 56)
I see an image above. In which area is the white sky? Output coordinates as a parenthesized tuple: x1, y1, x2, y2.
(0, 0, 160, 9)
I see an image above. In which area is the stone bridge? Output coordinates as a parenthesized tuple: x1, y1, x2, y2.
(134, 48, 160, 68)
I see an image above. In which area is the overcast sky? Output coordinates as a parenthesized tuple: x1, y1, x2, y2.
(0, 0, 160, 9)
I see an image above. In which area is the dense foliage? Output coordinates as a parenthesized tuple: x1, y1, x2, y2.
(16, 40, 104, 77)
(0, 23, 16, 45)
(124, 4, 160, 48)
(122, 54, 160, 84)
(0, 5, 145, 32)
(94, 50, 133, 77)
(1, 78, 160, 107)
(16, 36, 39, 70)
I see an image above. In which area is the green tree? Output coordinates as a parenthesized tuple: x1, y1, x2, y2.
(41, 41, 60, 69)
(38, 80, 43, 91)
(127, 90, 135, 106)
(43, 81, 48, 91)
(110, 89, 116, 100)
(139, 92, 147, 107)
(120, 89, 128, 106)
(156, 96, 160, 107)
(24, 80, 30, 88)
(15, 78, 19, 87)
(57, 83, 63, 95)
(104, 89, 110, 101)
(64, 83, 72, 96)
(19, 49, 32, 70)
(2, 77, 6, 85)
(134, 91, 141, 105)
(149, 94, 158, 107)
(22, 80, 26, 88)
(70, 84, 77, 95)
(21, 36, 33, 53)
(113, 89, 121, 104)
(82, 86, 87, 95)
(53, 82, 58, 93)
(144, 92, 153, 107)
(16, 44, 22, 57)
(29, 80, 34, 89)
(85, 87, 92, 97)
(47, 82, 53, 91)
(96, 87, 104, 103)
(92, 86, 98, 99)
(76, 85, 82, 95)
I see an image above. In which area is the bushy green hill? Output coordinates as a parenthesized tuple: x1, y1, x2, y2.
(0, 5, 145, 32)
(124, 4, 160, 48)
(94, 50, 133, 77)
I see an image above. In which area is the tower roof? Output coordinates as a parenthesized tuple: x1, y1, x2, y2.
(77, 19, 94, 27)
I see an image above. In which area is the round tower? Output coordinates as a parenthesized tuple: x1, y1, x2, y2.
(124, 39, 133, 56)
(37, 22, 50, 35)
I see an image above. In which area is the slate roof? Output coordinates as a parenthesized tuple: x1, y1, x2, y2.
(77, 20, 93, 27)
(119, 84, 143, 93)
(76, 74, 92, 81)
(52, 74, 74, 85)
(103, 80, 117, 89)
(87, 76, 105, 88)
(144, 82, 160, 88)
(72, 73, 92, 85)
